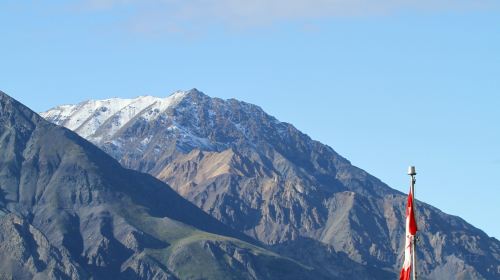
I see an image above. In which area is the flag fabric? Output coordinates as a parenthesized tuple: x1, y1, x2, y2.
(400, 188, 418, 280)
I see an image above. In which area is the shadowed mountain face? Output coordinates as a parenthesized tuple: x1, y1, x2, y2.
(43, 89, 500, 279)
(0, 90, 335, 280)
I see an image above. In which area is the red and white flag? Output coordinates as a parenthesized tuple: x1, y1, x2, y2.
(400, 188, 418, 280)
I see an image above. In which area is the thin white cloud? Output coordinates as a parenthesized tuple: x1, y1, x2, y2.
(83, 0, 135, 10)
(77, 0, 499, 34)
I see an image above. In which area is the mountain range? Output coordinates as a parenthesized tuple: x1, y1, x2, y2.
(0, 90, 336, 279)
(40, 89, 500, 279)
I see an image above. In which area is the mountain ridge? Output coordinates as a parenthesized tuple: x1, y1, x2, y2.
(42, 89, 500, 279)
(0, 89, 332, 280)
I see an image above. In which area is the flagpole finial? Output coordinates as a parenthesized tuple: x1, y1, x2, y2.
(408, 166, 416, 176)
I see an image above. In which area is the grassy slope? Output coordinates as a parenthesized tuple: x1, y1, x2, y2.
(121, 201, 318, 279)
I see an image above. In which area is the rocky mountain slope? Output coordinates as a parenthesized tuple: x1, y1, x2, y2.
(0, 90, 332, 280)
(42, 89, 500, 279)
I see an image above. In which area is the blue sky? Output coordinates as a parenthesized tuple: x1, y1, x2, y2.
(1, 1, 499, 239)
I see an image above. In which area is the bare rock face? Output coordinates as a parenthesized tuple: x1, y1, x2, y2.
(0, 213, 85, 280)
(42, 89, 500, 279)
(0, 90, 326, 280)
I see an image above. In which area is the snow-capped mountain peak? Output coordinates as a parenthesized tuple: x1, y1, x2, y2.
(41, 90, 188, 139)
(40, 89, 500, 279)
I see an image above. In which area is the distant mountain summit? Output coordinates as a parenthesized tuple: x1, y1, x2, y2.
(43, 89, 500, 279)
(0, 90, 331, 280)
(41, 91, 188, 141)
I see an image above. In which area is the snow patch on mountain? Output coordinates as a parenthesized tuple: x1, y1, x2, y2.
(141, 91, 186, 121)
(41, 91, 188, 140)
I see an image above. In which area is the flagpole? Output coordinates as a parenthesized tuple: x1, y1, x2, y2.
(408, 166, 417, 280)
